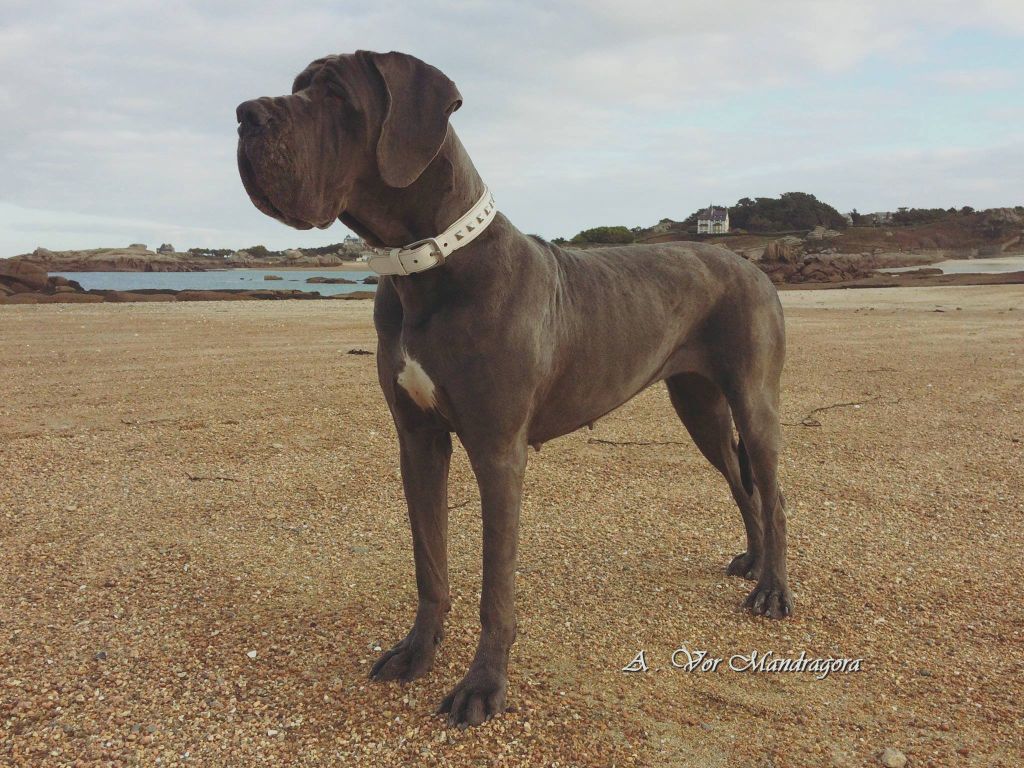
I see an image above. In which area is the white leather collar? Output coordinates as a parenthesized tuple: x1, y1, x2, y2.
(366, 186, 497, 276)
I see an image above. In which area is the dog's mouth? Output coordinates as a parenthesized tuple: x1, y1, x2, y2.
(236, 140, 322, 230)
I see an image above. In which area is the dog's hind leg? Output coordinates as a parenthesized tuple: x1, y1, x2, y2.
(666, 373, 763, 580)
(727, 383, 794, 619)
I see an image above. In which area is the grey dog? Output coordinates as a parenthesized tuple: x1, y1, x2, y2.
(236, 50, 792, 728)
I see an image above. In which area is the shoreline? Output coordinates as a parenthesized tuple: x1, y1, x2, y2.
(42, 261, 375, 273)
(777, 269, 1024, 290)
(3, 268, 1022, 306)
(4, 249, 1024, 305)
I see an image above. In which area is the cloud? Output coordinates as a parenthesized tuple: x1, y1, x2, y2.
(1, 0, 1022, 255)
(928, 69, 1018, 90)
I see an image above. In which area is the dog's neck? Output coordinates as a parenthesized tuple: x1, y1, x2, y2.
(341, 130, 487, 250)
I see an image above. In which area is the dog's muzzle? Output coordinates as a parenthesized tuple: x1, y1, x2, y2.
(367, 187, 497, 276)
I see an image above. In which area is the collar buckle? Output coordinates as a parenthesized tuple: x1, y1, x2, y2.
(403, 236, 446, 262)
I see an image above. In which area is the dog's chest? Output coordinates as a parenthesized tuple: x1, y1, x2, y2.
(396, 351, 438, 411)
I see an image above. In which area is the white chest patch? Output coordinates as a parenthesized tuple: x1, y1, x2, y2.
(397, 352, 437, 411)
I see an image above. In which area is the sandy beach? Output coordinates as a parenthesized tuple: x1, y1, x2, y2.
(1, 285, 1022, 767)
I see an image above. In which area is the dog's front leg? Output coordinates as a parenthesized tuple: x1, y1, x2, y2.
(439, 438, 527, 727)
(370, 427, 452, 683)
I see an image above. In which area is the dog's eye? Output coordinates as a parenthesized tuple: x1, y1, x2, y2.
(324, 80, 350, 102)
(308, 68, 349, 101)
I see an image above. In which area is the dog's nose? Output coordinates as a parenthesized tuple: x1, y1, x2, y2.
(236, 99, 272, 128)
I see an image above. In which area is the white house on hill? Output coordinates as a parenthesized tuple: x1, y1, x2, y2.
(697, 205, 729, 234)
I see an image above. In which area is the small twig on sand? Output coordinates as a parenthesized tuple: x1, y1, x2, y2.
(448, 500, 471, 510)
(587, 438, 688, 447)
(783, 395, 881, 427)
(185, 472, 239, 482)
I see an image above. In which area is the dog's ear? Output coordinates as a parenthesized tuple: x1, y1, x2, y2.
(363, 51, 462, 188)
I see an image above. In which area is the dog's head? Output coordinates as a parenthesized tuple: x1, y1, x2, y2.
(236, 51, 462, 230)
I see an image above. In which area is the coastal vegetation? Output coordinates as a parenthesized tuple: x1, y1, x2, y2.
(567, 225, 636, 245)
(562, 194, 1023, 256)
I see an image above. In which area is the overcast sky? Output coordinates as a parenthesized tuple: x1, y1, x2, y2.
(1, 1, 1022, 256)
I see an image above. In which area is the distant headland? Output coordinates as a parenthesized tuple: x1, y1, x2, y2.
(4, 235, 372, 273)
(3, 194, 1023, 304)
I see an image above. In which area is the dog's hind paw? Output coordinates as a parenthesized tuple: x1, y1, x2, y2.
(726, 551, 760, 580)
(743, 580, 794, 619)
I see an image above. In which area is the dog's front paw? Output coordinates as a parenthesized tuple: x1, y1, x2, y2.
(369, 628, 440, 683)
(436, 665, 507, 727)
(726, 551, 760, 580)
(743, 579, 794, 619)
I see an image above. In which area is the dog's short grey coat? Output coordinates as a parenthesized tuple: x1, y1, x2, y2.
(237, 50, 793, 727)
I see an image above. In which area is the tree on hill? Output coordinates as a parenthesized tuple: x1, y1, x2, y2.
(243, 245, 289, 259)
(888, 206, 989, 226)
(303, 241, 362, 257)
(726, 192, 848, 232)
(569, 226, 635, 245)
(187, 247, 234, 258)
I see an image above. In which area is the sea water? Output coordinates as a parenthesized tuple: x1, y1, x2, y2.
(882, 254, 1024, 275)
(48, 268, 378, 296)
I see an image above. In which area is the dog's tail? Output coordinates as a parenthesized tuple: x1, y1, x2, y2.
(737, 437, 755, 496)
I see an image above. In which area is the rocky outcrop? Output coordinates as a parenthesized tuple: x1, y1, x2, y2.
(227, 250, 255, 264)
(330, 290, 376, 300)
(741, 232, 954, 284)
(0, 259, 51, 291)
(278, 253, 355, 267)
(3, 291, 105, 304)
(175, 290, 248, 301)
(11, 246, 211, 272)
(758, 251, 918, 284)
(306, 276, 355, 284)
(100, 291, 177, 303)
(39, 293, 106, 304)
(7, 242, 374, 272)
(49, 275, 84, 290)
(805, 226, 842, 241)
(760, 236, 803, 264)
(313, 254, 344, 266)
